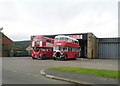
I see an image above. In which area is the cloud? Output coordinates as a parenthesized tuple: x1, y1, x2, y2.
(0, 0, 118, 41)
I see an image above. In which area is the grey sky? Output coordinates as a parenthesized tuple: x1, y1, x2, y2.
(0, 0, 118, 41)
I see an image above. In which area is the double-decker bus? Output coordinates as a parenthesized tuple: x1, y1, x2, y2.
(31, 36, 54, 59)
(53, 35, 80, 60)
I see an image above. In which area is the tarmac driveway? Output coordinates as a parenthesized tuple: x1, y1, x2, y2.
(2, 57, 119, 84)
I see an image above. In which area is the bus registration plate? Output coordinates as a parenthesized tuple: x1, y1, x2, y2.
(57, 43, 61, 45)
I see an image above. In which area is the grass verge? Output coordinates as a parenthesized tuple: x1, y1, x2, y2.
(49, 67, 120, 79)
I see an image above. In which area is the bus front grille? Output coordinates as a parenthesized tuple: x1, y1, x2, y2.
(56, 52, 61, 57)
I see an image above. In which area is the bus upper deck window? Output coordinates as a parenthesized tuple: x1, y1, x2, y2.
(55, 38, 59, 41)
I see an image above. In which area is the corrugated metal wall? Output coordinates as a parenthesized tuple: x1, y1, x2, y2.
(98, 38, 119, 59)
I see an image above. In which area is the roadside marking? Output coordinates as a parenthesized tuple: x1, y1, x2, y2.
(24, 72, 41, 77)
(46, 75, 54, 78)
(40, 70, 46, 76)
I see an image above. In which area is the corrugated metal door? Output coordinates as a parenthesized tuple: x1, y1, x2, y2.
(98, 38, 119, 59)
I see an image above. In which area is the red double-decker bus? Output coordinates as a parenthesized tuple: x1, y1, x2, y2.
(53, 35, 80, 60)
(31, 36, 54, 59)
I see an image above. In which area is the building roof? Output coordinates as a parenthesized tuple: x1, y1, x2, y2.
(0, 32, 13, 42)
(26, 45, 32, 51)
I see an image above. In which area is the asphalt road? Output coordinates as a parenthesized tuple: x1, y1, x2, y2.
(2, 57, 72, 84)
(2, 57, 118, 85)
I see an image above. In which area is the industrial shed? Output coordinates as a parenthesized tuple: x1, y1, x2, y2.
(98, 38, 119, 59)
(0, 32, 13, 57)
(31, 33, 119, 59)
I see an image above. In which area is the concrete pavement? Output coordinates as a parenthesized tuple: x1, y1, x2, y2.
(41, 69, 119, 85)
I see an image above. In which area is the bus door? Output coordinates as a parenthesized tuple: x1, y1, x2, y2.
(46, 48, 53, 58)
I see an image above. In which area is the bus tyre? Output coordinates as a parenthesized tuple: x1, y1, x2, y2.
(53, 57, 56, 60)
(32, 57, 36, 60)
(42, 54, 46, 59)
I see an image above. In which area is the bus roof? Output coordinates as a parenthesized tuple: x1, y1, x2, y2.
(33, 36, 44, 39)
(33, 36, 54, 40)
(55, 35, 78, 42)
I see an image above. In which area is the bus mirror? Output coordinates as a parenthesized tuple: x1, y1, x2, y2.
(79, 48, 81, 52)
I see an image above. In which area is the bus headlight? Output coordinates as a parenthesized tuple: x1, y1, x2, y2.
(53, 53, 55, 57)
(40, 54, 42, 57)
(61, 53, 65, 58)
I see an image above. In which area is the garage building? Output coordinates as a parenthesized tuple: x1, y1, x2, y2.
(31, 33, 119, 59)
(0, 32, 13, 57)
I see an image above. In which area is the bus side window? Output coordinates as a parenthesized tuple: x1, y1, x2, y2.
(39, 48, 42, 51)
(66, 38, 68, 42)
(58, 46, 60, 50)
(52, 40, 54, 44)
(68, 47, 70, 51)
(46, 39, 51, 43)
(65, 38, 68, 41)
(42, 38, 46, 42)
(63, 47, 68, 51)
(63, 47, 65, 51)
(68, 39, 71, 42)
(77, 41, 79, 44)
(72, 48, 75, 52)
(74, 41, 78, 44)
(42, 48, 45, 51)
(68, 47, 72, 52)
(48, 48, 52, 51)
(66, 47, 68, 51)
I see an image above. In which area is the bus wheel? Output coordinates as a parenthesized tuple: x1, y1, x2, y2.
(42, 54, 46, 59)
(32, 57, 36, 60)
(53, 57, 56, 60)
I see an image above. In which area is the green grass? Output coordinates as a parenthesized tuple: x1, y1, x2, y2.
(49, 67, 120, 79)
